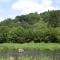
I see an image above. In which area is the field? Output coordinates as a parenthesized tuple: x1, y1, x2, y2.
(0, 43, 60, 51)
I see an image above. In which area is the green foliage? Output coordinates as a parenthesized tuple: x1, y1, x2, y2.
(41, 10, 60, 27)
(0, 10, 60, 43)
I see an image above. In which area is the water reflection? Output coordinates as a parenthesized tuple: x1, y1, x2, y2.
(0, 49, 60, 60)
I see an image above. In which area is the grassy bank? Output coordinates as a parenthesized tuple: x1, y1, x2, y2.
(0, 43, 60, 51)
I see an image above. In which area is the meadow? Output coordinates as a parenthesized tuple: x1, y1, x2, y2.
(0, 43, 60, 51)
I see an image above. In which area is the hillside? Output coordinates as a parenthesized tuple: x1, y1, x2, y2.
(0, 10, 60, 43)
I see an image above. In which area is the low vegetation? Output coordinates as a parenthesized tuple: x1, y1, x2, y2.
(0, 43, 60, 51)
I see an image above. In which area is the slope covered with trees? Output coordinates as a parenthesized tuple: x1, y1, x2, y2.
(0, 10, 60, 43)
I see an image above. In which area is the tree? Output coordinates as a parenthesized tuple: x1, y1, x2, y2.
(41, 10, 60, 27)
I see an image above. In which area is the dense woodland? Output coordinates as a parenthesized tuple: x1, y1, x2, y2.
(0, 10, 60, 43)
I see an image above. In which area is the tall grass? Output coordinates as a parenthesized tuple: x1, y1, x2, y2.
(0, 43, 60, 51)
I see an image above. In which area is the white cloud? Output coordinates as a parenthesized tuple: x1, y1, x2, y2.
(12, 0, 56, 14)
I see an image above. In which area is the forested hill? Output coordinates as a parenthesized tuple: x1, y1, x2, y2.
(0, 10, 60, 27)
(0, 10, 60, 43)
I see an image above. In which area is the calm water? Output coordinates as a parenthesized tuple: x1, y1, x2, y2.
(0, 49, 60, 60)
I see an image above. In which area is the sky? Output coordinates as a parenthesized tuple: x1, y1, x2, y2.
(0, 0, 60, 21)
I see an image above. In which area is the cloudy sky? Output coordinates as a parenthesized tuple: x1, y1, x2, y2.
(0, 0, 60, 21)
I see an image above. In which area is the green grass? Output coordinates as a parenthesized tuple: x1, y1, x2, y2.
(0, 56, 56, 60)
(19, 56, 53, 60)
(0, 43, 60, 51)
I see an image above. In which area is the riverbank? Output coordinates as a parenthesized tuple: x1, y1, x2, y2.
(0, 43, 60, 52)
